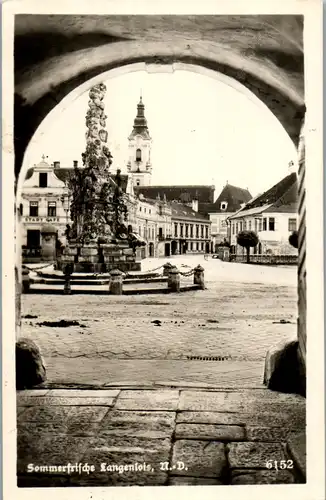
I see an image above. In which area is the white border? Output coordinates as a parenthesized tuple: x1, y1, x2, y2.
(2, 1, 324, 500)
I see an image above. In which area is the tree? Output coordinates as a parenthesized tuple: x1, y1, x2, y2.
(237, 230, 259, 263)
(289, 230, 298, 249)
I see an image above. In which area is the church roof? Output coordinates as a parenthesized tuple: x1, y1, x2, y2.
(134, 185, 215, 204)
(210, 184, 252, 213)
(129, 96, 151, 140)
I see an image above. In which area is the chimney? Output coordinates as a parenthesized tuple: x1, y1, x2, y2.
(53, 161, 60, 168)
(73, 160, 78, 168)
(192, 199, 198, 212)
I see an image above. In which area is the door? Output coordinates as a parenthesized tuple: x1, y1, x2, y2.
(165, 243, 171, 257)
(27, 229, 40, 248)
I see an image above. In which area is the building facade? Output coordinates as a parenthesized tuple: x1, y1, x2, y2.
(228, 172, 298, 256)
(207, 183, 252, 251)
(20, 157, 70, 253)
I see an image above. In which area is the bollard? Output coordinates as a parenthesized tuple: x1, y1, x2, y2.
(109, 269, 123, 295)
(194, 265, 205, 290)
(168, 267, 180, 293)
(167, 265, 177, 288)
(22, 268, 30, 293)
(63, 263, 73, 295)
(163, 262, 173, 277)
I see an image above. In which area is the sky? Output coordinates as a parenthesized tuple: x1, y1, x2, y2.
(24, 70, 298, 199)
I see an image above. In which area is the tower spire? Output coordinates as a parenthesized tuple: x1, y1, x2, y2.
(129, 94, 151, 140)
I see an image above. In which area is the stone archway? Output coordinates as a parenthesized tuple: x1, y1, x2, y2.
(12, 14, 306, 387)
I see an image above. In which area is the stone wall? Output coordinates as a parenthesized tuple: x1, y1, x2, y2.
(57, 242, 141, 273)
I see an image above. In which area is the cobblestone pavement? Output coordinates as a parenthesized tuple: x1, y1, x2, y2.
(22, 256, 297, 386)
(17, 388, 306, 487)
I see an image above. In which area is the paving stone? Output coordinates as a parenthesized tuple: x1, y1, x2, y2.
(17, 390, 49, 397)
(169, 476, 224, 485)
(19, 405, 109, 423)
(179, 390, 305, 413)
(237, 411, 306, 429)
(17, 407, 27, 417)
(99, 410, 175, 438)
(17, 433, 91, 474)
(17, 396, 115, 407)
(19, 420, 101, 437)
(49, 389, 120, 398)
(18, 475, 70, 487)
(176, 411, 246, 425)
(246, 426, 298, 442)
(115, 391, 179, 410)
(227, 442, 285, 469)
(171, 440, 227, 478)
(286, 431, 306, 479)
(231, 468, 295, 484)
(72, 436, 171, 486)
(175, 423, 245, 441)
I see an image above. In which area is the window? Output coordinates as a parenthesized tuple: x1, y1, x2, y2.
(185, 225, 189, 237)
(196, 225, 199, 238)
(139, 226, 141, 236)
(244, 221, 247, 230)
(152, 228, 154, 239)
(248, 220, 252, 230)
(29, 201, 38, 216)
(39, 172, 48, 188)
(205, 226, 208, 238)
(144, 207, 146, 213)
(239, 222, 243, 232)
(232, 223, 235, 235)
(180, 224, 184, 237)
(236, 223, 238, 234)
(196, 242, 199, 251)
(201, 225, 204, 238)
(288, 218, 297, 231)
(201, 242, 204, 251)
(149, 209, 151, 214)
(136, 180, 140, 186)
(190, 225, 193, 238)
(136, 149, 142, 162)
(159, 227, 163, 238)
(190, 242, 193, 251)
(258, 219, 262, 232)
(220, 202, 228, 211)
(48, 201, 56, 217)
(174, 223, 178, 237)
(263, 218, 267, 231)
(139, 206, 142, 212)
(269, 217, 275, 231)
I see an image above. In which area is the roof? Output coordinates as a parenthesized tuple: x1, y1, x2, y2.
(229, 172, 298, 218)
(170, 202, 210, 222)
(129, 97, 151, 140)
(210, 184, 252, 213)
(134, 185, 215, 204)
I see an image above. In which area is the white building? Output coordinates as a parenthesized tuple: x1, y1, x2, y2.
(228, 172, 298, 256)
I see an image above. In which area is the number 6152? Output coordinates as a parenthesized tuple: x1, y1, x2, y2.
(266, 460, 293, 470)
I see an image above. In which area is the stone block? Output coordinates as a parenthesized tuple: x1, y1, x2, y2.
(115, 390, 179, 411)
(62, 247, 78, 255)
(99, 244, 116, 249)
(169, 477, 223, 485)
(110, 250, 123, 257)
(126, 256, 136, 262)
(286, 431, 306, 480)
(78, 256, 99, 263)
(231, 469, 295, 484)
(130, 262, 142, 271)
(61, 256, 75, 263)
(103, 256, 113, 263)
(16, 338, 46, 389)
(246, 426, 297, 442)
(175, 423, 245, 441)
(20, 405, 109, 424)
(227, 442, 285, 469)
(176, 411, 245, 425)
(122, 248, 134, 255)
(49, 389, 120, 398)
(80, 247, 98, 256)
(171, 440, 227, 478)
(264, 338, 302, 394)
(118, 255, 126, 262)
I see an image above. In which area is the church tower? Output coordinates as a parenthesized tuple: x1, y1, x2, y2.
(127, 95, 152, 186)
